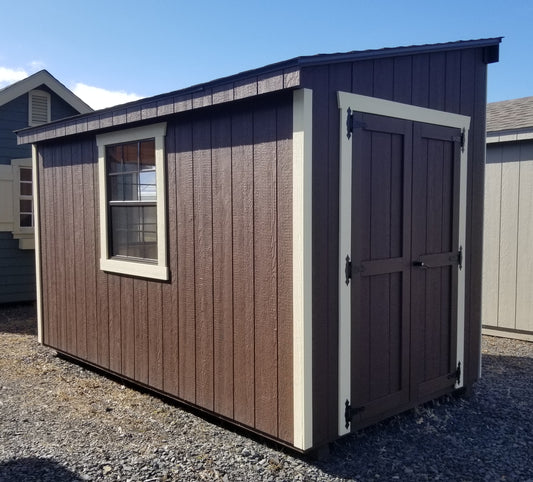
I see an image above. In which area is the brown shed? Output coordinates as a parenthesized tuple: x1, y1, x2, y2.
(18, 37, 501, 453)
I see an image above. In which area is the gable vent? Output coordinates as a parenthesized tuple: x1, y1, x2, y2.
(29, 90, 51, 126)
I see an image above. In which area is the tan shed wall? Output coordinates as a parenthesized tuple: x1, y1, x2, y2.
(482, 140, 533, 341)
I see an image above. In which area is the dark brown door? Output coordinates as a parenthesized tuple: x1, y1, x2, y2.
(349, 112, 461, 427)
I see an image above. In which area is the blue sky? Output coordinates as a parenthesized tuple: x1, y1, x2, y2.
(1, 0, 530, 109)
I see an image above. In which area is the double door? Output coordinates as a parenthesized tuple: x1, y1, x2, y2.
(346, 109, 464, 428)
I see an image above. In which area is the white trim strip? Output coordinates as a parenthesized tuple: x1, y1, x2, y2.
(456, 128, 468, 389)
(337, 92, 470, 129)
(336, 91, 471, 433)
(32, 145, 43, 343)
(292, 88, 313, 450)
(337, 100, 353, 436)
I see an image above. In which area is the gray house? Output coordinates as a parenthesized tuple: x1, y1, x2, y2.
(483, 96, 533, 341)
(0, 70, 92, 303)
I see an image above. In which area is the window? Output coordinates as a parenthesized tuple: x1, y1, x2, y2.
(11, 158, 35, 250)
(29, 90, 51, 126)
(19, 167, 33, 228)
(97, 123, 168, 280)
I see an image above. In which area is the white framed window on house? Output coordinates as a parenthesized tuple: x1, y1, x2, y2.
(96, 123, 168, 280)
(29, 89, 51, 126)
(11, 158, 35, 250)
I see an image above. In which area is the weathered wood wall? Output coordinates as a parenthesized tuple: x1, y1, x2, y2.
(301, 46, 489, 446)
(37, 94, 294, 444)
(483, 140, 533, 341)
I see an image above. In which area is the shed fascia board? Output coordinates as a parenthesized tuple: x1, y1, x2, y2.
(0, 70, 93, 114)
(16, 68, 301, 145)
(298, 37, 501, 67)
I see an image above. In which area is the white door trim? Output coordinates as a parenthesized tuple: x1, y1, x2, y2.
(337, 91, 470, 436)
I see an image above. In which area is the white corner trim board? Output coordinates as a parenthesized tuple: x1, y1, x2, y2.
(336, 91, 470, 436)
(292, 88, 313, 451)
(32, 145, 43, 344)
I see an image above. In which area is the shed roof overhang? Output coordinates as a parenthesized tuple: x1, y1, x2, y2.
(17, 37, 501, 146)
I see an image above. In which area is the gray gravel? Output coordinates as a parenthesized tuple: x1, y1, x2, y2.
(1, 303, 532, 481)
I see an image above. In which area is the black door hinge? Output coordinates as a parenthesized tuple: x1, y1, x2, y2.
(345, 255, 352, 285)
(452, 129, 466, 152)
(449, 246, 463, 270)
(345, 400, 365, 428)
(448, 361, 461, 385)
(346, 108, 353, 139)
(346, 108, 366, 139)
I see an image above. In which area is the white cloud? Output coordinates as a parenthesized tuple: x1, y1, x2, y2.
(72, 82, 143, 110)
(28, 60, 46, 71)
(0, 67, 28, 88)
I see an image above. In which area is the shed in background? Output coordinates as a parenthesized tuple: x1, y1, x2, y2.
(483, 96, 533, 341)
(18, 38, 500, 453)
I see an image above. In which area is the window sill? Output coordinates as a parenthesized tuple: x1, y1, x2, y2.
(100, 258, 168, 281)
(12, 231, 35, 250)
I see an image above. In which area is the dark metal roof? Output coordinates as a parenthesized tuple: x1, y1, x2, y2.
(487, 96, 533, 134)
(18, 37, 502, 145)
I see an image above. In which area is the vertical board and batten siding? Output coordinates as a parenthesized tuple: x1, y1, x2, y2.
(37, 94, 294, 444)
(300, 47, 488, 445)
(482, 140, 533, 341)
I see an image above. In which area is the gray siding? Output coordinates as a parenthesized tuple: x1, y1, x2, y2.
(0, 95, 31, 164)
(482, 139, 533, 341)
(0, 232, 36, 303)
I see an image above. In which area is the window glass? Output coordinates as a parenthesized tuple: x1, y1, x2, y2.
(110, 205, 157, 260)
(18, 167, 33, 229)
(107, 138, 157, 262)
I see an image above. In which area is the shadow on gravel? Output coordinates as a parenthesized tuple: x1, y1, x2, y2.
(0, 302, 37, 335)
(313, 352, 533, 481)
(0, 457, 83, 481)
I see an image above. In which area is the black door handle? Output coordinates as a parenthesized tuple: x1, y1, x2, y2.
(413, 261, 428, 268)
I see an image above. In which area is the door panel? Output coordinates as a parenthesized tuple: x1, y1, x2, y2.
(411, 122, 461, 400)
(350, 114, 461, 427)
(350, 113, 412, 422)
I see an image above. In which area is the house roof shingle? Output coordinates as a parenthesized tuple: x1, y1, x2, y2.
(486, 96, 533, 134)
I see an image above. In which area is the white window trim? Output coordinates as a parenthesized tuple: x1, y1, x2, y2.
(0, 164, 14, 232)
(96, 123, 168, 280)
(29, 89, 51, 126)
(11, 158, 35, 249)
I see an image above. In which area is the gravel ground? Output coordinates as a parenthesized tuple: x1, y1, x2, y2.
(1, 303, 532, 481)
